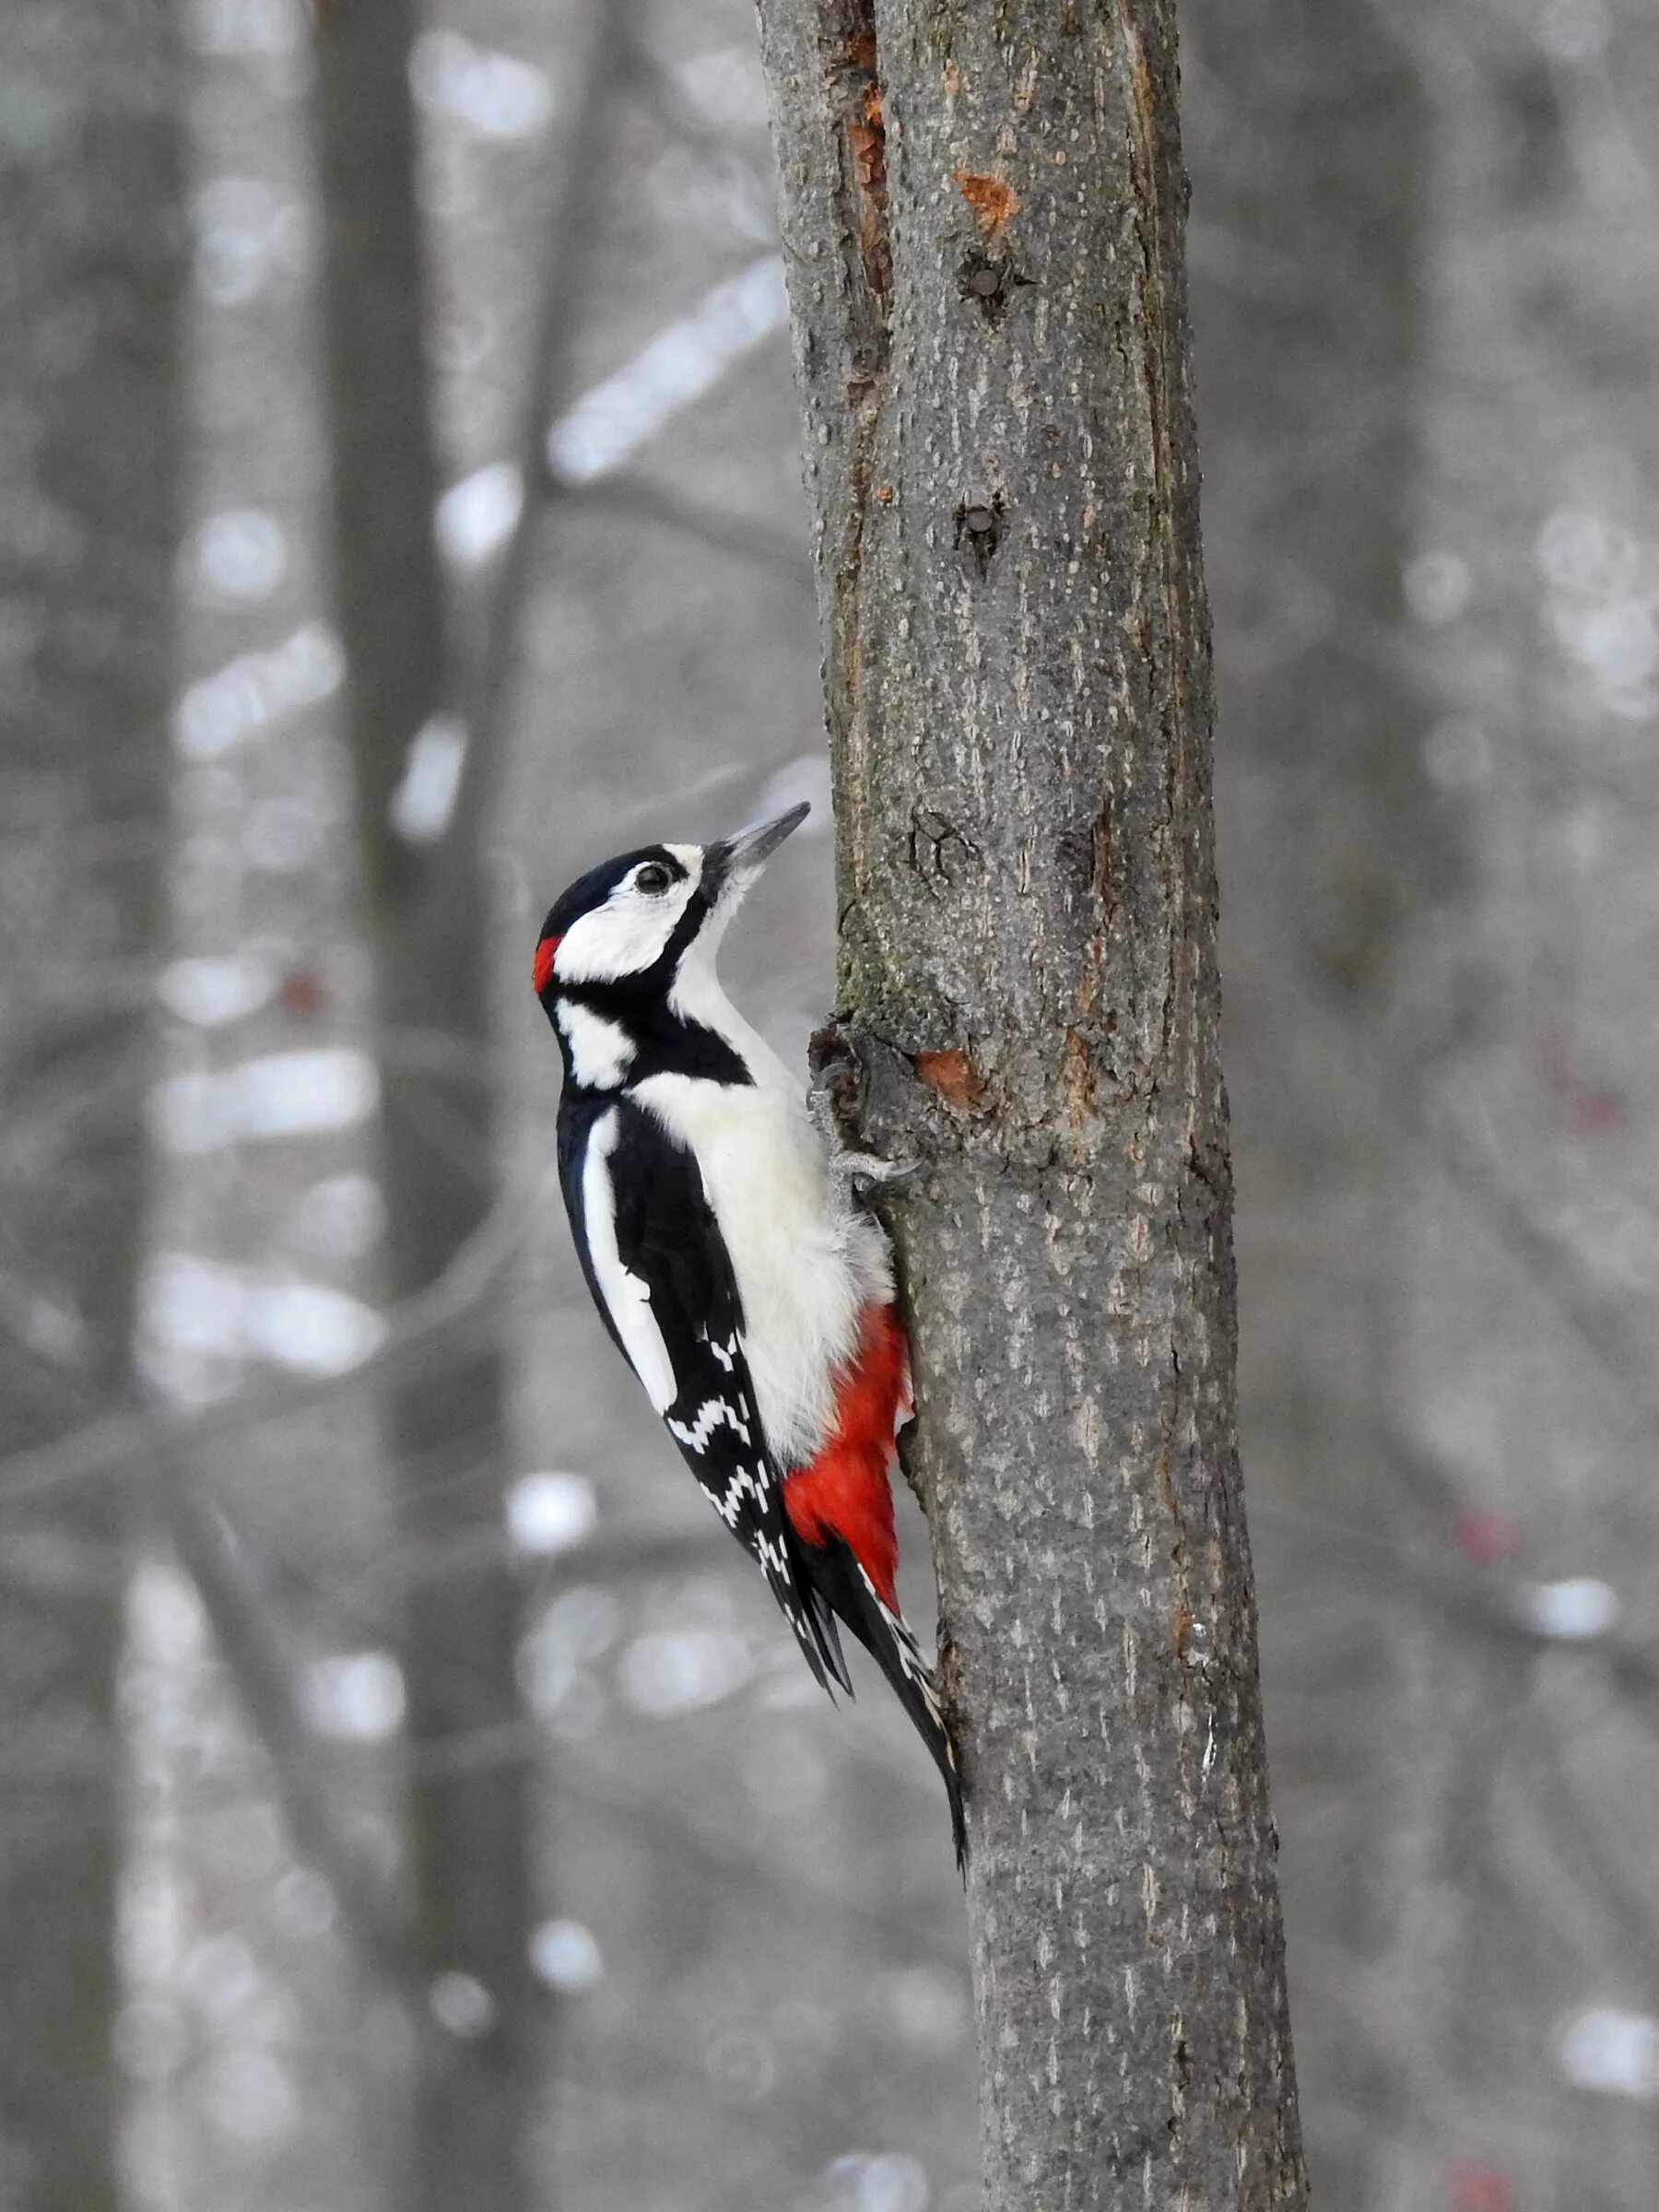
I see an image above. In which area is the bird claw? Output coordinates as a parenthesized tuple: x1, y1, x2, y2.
(807, 1039, 918, 1194)
(807, 1029, 862, 1124)
(831, 1147, 921, 1194)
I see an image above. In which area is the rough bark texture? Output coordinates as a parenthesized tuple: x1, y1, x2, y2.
(312, 9, 536, 2207)
(0, 5, 184, 2206)
(753, 4, 1308, 2205)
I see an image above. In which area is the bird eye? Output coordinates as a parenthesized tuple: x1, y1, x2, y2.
(634, 863, 673, 895)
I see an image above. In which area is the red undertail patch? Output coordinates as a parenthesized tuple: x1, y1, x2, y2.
(782, 1303, 910, 1612)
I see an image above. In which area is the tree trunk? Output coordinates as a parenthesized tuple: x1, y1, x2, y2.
(753, 5, 1307, 2205)
(312, 9, 536, 2208)
(0, 6, 184, 2207)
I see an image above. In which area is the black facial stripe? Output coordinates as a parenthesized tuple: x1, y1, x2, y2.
(697, 842, 731, 907)
(536, 842, 739, 1090)
(662, 881, 712, 970)
(557, 864, 709, 1001)
(558, 970, 751, 1088)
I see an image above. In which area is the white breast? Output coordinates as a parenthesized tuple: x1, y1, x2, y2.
(630, 1066, 892, 1467)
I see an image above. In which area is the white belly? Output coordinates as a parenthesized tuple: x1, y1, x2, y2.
(630, 1070, 891, 1466)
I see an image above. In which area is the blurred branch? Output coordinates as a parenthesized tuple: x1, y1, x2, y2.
(562, 1760, 965, 1964)
(161, 1469, 432, 2017)
(421, 0, 636, 932)
(1523, 1688, 1659, 1994)
(1260, 1465, 1659, 1692)
(618, 29, 778, 237)
(170, 1480, 959, 1973)
(1251, 885, 1659, 1447)
(559, 469, 814, 585)
(0, 1168, 540, 1509)
(377, 1524, 736, 1600)
(0, 1528, 123, 1598)
(282, 1524, 741, 1663)
(621, 28, 766, 171)
(1430, 1102, 1659, 1436)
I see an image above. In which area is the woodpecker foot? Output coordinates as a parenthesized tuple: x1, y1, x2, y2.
(806, 1048, 857, 1149)
(830, 1147, 921, 1195)
(807, 1053, 918, 1193)
(807, 1029, 862, 1130)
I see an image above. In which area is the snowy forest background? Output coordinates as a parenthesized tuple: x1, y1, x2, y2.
(4, 0, 1659, 2207)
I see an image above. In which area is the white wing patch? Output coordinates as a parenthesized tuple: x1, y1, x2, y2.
(582, 1107, 677, 1411)
(667, 1394, 751, 1452)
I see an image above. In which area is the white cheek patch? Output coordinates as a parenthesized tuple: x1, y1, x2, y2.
(555, 1001, 634, 1089)
(582, 1108, 677, 1412)
(556, 867, 698, 982)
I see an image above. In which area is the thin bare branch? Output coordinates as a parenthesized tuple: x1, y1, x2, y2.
(558, 468, 815, 585)
(421, 0, 637, 930)
(0, 1170, 542, 1509)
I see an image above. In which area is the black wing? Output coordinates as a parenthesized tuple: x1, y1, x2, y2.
(559, 1093, 846, 1694)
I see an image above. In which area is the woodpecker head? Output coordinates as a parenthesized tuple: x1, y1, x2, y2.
(533, 803, 808, 1085)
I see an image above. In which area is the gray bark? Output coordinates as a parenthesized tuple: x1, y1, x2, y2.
(312, 9, 535, 2206)
(0, 5, 184, 2206)
(753, 4, 1307, 2206)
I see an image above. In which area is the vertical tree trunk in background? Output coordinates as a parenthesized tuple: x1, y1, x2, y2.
(0, 6, 184, 2207)
(1182, 7, 1431, 2197)
(312, 10, 535, 2210)
(1369, 16, 1659, 2206)
(755, 4, 1307, 2205)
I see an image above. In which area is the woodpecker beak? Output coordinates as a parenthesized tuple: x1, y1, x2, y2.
(702, 802, 809, 903)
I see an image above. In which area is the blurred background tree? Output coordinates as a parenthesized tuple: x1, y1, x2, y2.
(0, 5, 184, 2207)
(1, 1, 1657, 2209)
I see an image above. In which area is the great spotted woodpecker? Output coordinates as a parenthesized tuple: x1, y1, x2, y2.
(533, 803, 963, 1859)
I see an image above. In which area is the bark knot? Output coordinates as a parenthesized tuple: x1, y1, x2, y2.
(954, 493, 1006, 578)
(956, 248, 1029, 328)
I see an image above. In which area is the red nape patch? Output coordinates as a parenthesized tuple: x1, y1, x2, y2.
(532, 935, 560, 994)
(783, 1303, 911, 1611)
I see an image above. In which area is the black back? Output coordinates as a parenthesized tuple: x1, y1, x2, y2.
(557, 1091, 844, 1692)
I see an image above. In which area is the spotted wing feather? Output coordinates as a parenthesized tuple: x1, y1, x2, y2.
(559, 1094, 845, 1693)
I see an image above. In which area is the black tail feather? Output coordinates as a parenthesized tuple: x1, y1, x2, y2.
(797, 1535, 965, 1868)
(779, 1554, 850, 1698)
(803, 1576, 856, 1697)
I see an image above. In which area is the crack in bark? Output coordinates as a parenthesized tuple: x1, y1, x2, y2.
(816, 0, 894, 1025)
(1115, 0, 1191, 1073)
(837, 14, 891, 354)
